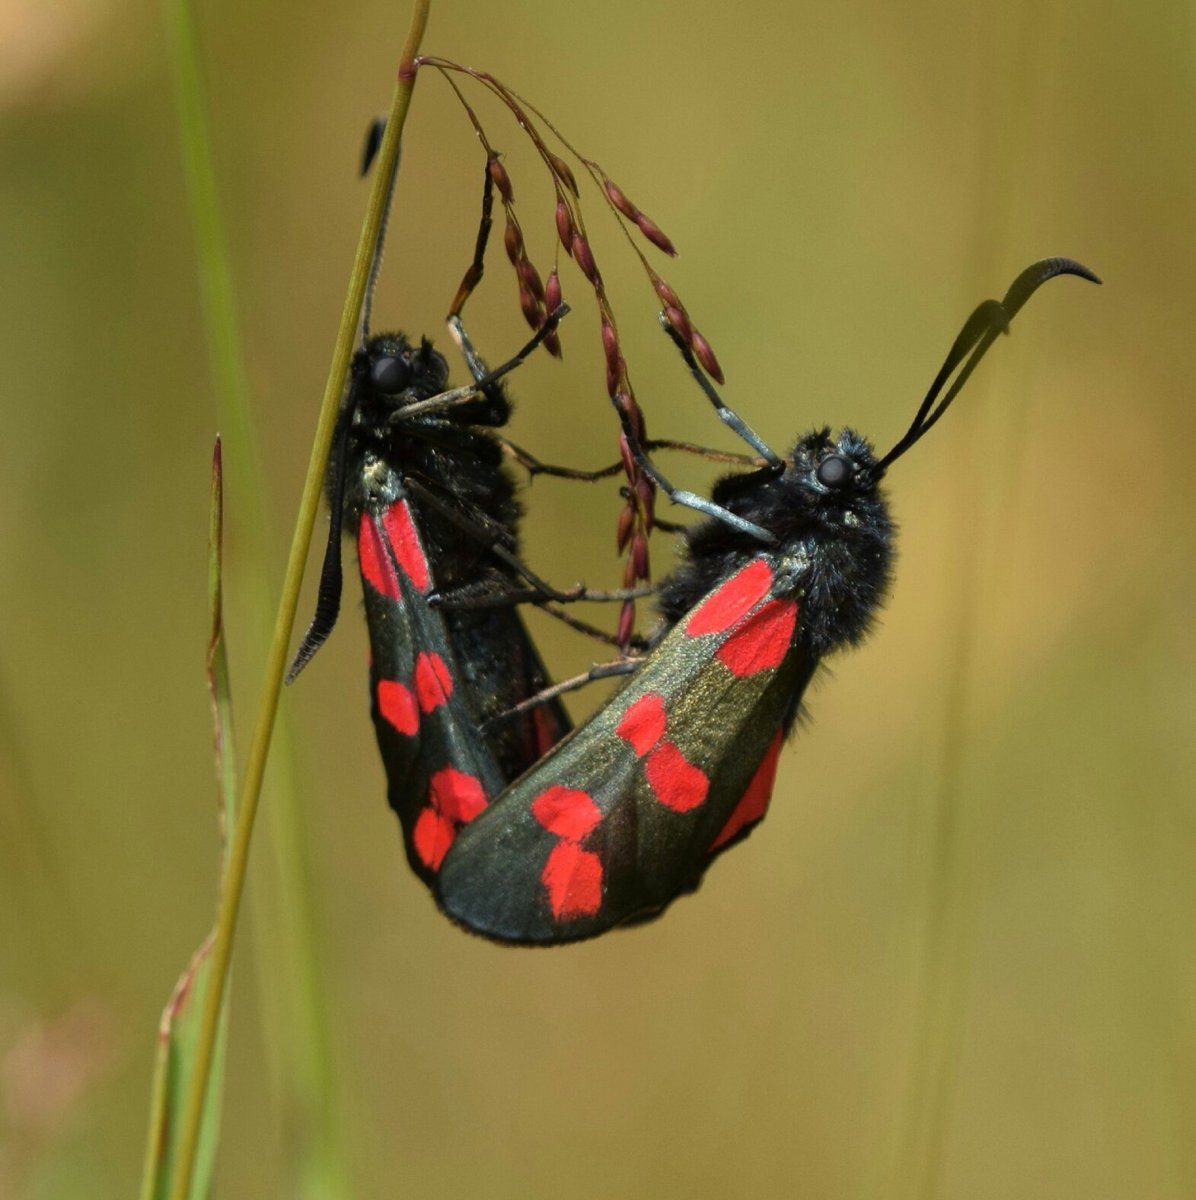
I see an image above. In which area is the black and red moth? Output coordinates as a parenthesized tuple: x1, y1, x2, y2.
(434, 259, 1099, 944)
(288, 318, 574, 886)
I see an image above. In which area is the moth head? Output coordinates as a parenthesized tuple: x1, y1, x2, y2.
(360, 334, 449, 404)
(786, 427, 886, 531)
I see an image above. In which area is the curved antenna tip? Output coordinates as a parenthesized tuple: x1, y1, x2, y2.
(1001, 257, 1101, 322)
(1044, 257, 1102, 286)
(878, 256, 1101, 470)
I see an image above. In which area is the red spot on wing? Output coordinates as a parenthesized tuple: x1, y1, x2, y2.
(382, 500, 430, 591)
(685, 559, 774, 637)
(644, 741, 710, 813)
(358, 514, 400, 600)
(412, 769, 489, 872)
(541, 841, 604, 919)
(709, 731, 784, 850)
(532, 787, 605, 922)
(615, 694, 710, 814)
(429, 767, 488, 824)
(377, 679, 419, 736)
(531, 785, 602, 841)
(413, 807, 456, 870)
(715, 598, 798, 677)
(414, 651, 453, 711)
(616, 694, 668, 754)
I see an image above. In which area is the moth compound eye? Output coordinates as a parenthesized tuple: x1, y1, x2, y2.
(370, 355, 408, 394)
(816, 454, 851, 489)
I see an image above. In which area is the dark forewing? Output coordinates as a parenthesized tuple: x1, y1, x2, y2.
(442, 604, 572, 783)
(359, 498, 508, 885)
(436, 556, 817, 943)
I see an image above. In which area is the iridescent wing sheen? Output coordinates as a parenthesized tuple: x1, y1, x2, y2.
(358, 493, 569, 887)
(436, 556, 818, 944)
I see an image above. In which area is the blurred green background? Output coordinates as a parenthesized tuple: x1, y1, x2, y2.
(2, 0, 1193, 1196)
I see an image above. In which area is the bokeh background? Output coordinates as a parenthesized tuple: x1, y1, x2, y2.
(2, 0, 1194, 1196)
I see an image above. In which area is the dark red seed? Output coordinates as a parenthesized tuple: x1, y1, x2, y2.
(622, 555, 638, 588)
(504, 220, 523, 266)
(618, 431, 636, 479)
(653, 277, 681, 309)
(624, 396, 646, 443)
(517, 259, 545, 301)
(571, 233, 600, 285)
(663, 305, 692, 342)
(636, 214, 676, 256)
(613, 352, 631, 397)
(555, 201, 575, 252)
(631, 531, 650, 580)
(615, 505, 635, 553)
(603, 179, 639, 219)
(488, 156, 514, 204)
(519, 289, 543, 328)
(690, 329, 724, 384)
(617, 601, 635, 648)
(543, 328, 562, 358)
(600, 320, 620, 371)
(545, 270, 563, 313)
(549, 153, 579, 196)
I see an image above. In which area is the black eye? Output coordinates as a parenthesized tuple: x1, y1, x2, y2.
(816, 454, 851, 488)
(370, 355, 408, 394)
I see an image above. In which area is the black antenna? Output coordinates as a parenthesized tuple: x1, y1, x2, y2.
(359, 117, 400, 345)
(361, 115, 385, 177)
(877, 258, 1100, 472)
(287, 118, 404, 683)
(285, 399, 358, 683)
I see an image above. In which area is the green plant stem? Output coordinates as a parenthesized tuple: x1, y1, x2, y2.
(895, 13, 1038, 1197)
(166, 5, 430, 1196)
(164, 0, 349, 1186)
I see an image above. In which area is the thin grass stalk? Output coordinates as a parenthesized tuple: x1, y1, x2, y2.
(895, 9, 1039, 1197)
(915, 27, 1042, 1200)
(138, 442, 235, 1200)
(162, 0, 352, 1190)
(166, 4, 431, 1196)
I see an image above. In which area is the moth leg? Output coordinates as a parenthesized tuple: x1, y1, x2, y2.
(498, 436, 765, 482)
(434, 588, 651, 651)
(432, 581, 652, 610)
(400, 475, 641, 607)
(403, 306, 569, 422)
(481, 658, 643, 730)
(657, 314, 783, 466)
(607, 396, 778, 543)
(536, 603, 650, 652)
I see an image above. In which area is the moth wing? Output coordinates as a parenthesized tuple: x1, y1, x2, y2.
(437, 557, 816, 944)
(359, 500, 506, 885)
(508, 627, 573, 759)
(444, 604, 572, 782)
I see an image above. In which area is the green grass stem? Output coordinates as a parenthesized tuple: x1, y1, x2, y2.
(161, 0, 359, 1188)
(165, 4, 431, 1196)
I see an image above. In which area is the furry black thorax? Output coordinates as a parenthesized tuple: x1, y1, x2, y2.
(656, 427, 895, 657)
